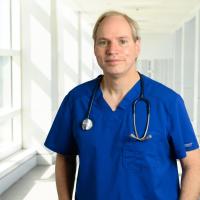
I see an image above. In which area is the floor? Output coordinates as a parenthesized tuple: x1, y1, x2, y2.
(0, 163, 183, 200)
(0, 165, 58, 200)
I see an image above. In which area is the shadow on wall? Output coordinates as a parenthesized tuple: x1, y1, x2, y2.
(23, 0, 92, 152)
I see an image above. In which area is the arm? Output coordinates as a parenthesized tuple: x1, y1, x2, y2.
(179, 149, 200, 200)
(55, 153, 77, 200)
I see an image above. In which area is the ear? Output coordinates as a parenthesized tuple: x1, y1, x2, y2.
(135, 39, 141, 55)
(94, 42, 97, 56)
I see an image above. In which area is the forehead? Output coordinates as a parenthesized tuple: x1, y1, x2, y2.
(96, 15, 132, 39)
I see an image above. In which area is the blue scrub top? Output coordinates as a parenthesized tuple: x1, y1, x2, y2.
(44, 74, 199, 200)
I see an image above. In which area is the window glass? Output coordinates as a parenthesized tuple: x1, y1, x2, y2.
(0, 119, 12, 143)
(11, 0, 20, 50)
(0, 0, 11, 49)
(0, 57, 12, 109)
(0, 1, 21, 155)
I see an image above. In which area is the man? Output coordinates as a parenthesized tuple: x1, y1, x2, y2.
(44, 11, 200, 200)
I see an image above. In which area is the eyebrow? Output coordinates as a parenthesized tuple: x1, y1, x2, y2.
(96, 36, 130, 40)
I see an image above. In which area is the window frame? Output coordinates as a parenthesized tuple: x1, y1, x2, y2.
(0, 0, 22, 160)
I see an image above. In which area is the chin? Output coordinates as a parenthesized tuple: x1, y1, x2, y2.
(103, 70, 126, 78)
(102, 66, 122, 73)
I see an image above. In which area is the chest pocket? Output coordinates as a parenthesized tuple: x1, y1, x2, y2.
(122, 131, 163, 171)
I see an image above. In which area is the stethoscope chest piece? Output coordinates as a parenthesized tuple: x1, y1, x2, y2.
(82, 118, 93, 131)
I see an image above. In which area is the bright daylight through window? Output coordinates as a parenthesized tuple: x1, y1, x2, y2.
(0, 0, 21, 160)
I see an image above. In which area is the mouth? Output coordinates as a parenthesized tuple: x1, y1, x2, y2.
(105, 59, 123, 64)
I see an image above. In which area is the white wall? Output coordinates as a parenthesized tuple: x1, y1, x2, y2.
(174, 11, 200, 136)
(182, 17, 196, 122)
(197, 11, 200, 138)
(138, 33, 175, 89)
(21, 0, 53, 156)
(140, 33, 174, 59)
(21, 0, 94, 161)
(57, 1, 95, 100)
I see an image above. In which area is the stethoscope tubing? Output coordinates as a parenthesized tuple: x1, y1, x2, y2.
(132, 97, 150, 141)
(82, 72, 151, 142)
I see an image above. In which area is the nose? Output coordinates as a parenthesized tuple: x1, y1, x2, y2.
(106, 41, 119, 55)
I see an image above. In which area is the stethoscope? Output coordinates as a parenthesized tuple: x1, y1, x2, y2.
(81, 72, 151, 141)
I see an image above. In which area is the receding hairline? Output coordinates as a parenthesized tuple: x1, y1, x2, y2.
(92, 11, 140, 42)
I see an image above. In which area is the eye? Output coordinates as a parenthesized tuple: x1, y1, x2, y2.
(96, 40, 109, 47)
(119, 39, 129, 46)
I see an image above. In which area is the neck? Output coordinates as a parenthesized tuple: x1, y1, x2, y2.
(101, 70, 140, 97)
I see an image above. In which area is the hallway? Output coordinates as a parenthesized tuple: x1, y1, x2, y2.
(0, 0, 200, 199)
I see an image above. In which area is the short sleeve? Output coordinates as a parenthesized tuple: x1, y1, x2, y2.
(168, 95, 199, 159)
(44, 93, 78, 155)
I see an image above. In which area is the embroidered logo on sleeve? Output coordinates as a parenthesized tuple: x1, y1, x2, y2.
(184, 143, 193, 148)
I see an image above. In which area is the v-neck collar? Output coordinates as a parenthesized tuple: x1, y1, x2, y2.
(94, 76, 141, 113)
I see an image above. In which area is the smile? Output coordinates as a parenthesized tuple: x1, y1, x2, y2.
(105, 59, 123, 63)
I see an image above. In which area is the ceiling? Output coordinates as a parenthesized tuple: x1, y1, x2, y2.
(68, 0, 200, 33)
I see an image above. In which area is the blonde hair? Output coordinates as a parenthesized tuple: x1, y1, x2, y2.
(92, 10, 140, 42)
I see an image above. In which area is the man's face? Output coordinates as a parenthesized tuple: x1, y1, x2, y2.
(94, 15, 140, 77)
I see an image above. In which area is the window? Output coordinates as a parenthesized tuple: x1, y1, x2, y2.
(0, 0, 11, 49)
(0, 57, 12, 109)
(0, 0, 21, 160)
